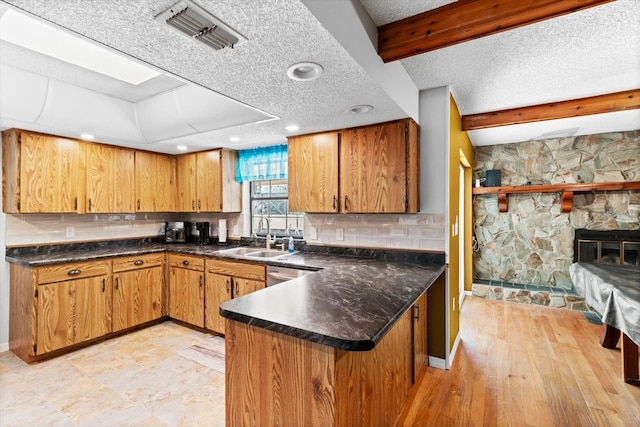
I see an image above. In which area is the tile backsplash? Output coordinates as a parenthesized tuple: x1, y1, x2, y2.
(5, 212, 244, 247)
(304, 213, 446, 251)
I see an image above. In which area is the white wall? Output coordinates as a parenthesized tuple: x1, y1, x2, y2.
(419, 86, 449, 215)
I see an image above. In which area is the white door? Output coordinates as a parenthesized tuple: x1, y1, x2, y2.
(459, 165, 465, 308)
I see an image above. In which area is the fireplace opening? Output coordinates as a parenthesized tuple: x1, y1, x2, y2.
(574, 229, 640, 266)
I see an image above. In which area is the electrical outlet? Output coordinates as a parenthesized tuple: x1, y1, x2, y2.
(336, 227, 344, 241)
(65, 226, 75, 238)
(309, 227, 318, 240)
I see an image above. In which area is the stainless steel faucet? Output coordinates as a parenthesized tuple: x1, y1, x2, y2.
(258, 217, 274, 249)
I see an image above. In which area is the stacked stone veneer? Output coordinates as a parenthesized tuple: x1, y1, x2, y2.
(473, 130, 640, 290)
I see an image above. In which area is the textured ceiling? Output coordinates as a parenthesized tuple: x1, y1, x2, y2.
(0, 0, 638, 152)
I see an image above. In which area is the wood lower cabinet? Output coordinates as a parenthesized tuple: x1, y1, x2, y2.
(9, 260, 111, 361)
(2, 129, 86, 213)
(204, 259, 266, 334)
(288, 118, 420, 214)
(412, 291, 428, 383)
(168, 254, 205, 328)
(112, 253, 164, 332)
(86, 143, 135, 213)
(135, 151, 176, 212)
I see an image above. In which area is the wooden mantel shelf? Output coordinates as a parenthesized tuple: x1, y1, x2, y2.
(472, 181, 640, 213)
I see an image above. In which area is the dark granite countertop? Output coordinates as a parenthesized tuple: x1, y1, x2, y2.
(6, 239, 445, 352)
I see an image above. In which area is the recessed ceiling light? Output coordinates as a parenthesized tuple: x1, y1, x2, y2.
(286, 125, 299, 132)
(0, 9, 161, 85)
(80, 133, 94, 140)
(230, 136, 240, 142)
(287, 62, 323, 81)
(350, 105, 374, 114)
(176, 145, 188, 151)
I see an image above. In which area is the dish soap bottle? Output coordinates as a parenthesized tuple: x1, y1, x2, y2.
(288, 236, 295, 253)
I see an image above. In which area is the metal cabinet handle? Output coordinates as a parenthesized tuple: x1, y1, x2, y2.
(88, 198, 92, 212)
(343, 195, 349, 213)
(137, 200, 140, 210)
(199, 275, 203, 287)
(115, 277, 119, 290)
(225, 279, 230, 293)
(102, 279, 106, 292)
(67, 269, 81, 276)
(182, 260, 190, 266)
(333, 195, 337, 211)
(413, 304, 420, 321)
(74, 197, 78, 211)
(234, 278, 239, 295)
(134, 260, 144, 266)
(192, 200, 195, 210)
(198, 199, 201, 210)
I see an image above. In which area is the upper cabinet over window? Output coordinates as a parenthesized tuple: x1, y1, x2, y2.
(176, 149, 241, 213)
(2, 129, 86, 213)
(288, 118, 420, 213)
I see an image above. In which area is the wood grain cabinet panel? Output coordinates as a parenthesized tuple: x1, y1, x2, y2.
(288, 119, 419, 214)
(169, 254, 205, 328)
(135, 151, 176, 212)
(86, 144, 135, 213)
(204, 259, 265, 334)
(412, 291, 428, 383)
(35, 261, 111, 355)
(2, 129, 86, 213)
(112, 253, 164, 332)
(288, 132, 340, 212)
(176, 149, 240, 213)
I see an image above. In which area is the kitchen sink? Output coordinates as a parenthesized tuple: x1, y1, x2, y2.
(216, 247, 264, 256)
(216, 247, 293, 258)
(246, 249, 291, 258)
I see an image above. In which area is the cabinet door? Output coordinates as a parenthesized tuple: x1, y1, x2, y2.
(197, 150, 222, 212)
(20, 132, 85, 213)
(113, 265, 163, 332)
(176, 153, 197, 212)
(234, 277, 265, 298)
(36, 275, 111, 354)
(204, 272, 232, 334)
(340, 122, 407, 213)
(288, 132, 339, 212)
(169, 267, 204, 327)
(413, 292, 428, 383)
(87, 144, 134, 213)
(135, 151, 176, 212)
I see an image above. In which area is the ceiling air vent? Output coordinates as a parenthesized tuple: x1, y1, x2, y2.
(155, 0, 247, 50)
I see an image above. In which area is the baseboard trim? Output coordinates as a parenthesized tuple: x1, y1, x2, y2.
(448, 331, 462, 369)
(464, 290, 473, 296)
(428, 356, 446, 370)
(0, 342, 9, 353)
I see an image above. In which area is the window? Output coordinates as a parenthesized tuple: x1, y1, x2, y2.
(250, 180, 303, 238)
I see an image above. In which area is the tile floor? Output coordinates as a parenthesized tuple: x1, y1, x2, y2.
(0, 321, 226, 426)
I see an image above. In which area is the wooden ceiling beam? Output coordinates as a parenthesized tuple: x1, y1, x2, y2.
(377, 0, 615, 63)
(461, 89, 640, 131)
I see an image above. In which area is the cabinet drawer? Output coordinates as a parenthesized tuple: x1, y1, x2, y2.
(206, 259, 265, 282)
(169, 254, 204, 271)
(37, 260, 110, 284)
(113, 253, 164, 272)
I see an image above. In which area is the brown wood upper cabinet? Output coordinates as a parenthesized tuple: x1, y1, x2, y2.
(176, 149, 241, 213)
(288, 119, 420, 213)
(2, 129, 86, 213)
(134, 151, 176, 212)
(86, 144, 135, 213)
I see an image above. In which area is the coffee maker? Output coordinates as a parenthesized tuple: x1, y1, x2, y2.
(194, 222, 210, 245)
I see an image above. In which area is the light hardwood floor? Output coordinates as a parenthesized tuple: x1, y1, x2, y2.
(399, 296, 640, 427)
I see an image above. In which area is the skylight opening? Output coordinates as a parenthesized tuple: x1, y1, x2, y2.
(0, 9, 161, 85)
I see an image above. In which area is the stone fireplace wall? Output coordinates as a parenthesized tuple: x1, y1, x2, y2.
(473, 130, 640, 289)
